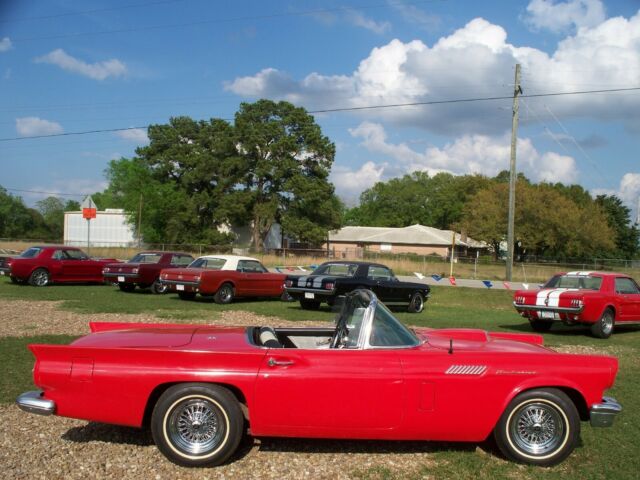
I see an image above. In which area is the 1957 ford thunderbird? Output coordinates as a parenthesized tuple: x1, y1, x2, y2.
(17, 290, 621, 467)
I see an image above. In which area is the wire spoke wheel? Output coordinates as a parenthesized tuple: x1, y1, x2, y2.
(168, 398, 225, 455)
(510, 402, 564, 456)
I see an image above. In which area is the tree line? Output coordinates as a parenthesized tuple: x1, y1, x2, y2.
(345, 171, 639, 260)
(1, 99, 637, 259)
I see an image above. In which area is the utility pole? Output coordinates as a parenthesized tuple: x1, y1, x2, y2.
(506, 64, 522, 281)
(137, 194, 143, 248)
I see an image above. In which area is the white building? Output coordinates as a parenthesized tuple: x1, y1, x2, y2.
(64, 209, 136, 247)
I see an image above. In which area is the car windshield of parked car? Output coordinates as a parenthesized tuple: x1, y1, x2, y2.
(544, 274, 602, 290)
(188, 257, 227, 270)
(370, 302, 420, 347)
(129, 253, 162, 264)
(19, 247, 42, 258)
(313, 263, 358, 277)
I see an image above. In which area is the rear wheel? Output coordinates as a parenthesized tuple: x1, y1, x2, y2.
(214, 283, 234, 304)
(407, 292, 425, 313)
(28, 268, 50, 287)
(494, 388, 580, 466)
(178, 291, 197, 300)
(151, 280, 169, 294)
(118, 282, 136, 292)
(529, 319, 553, 332)
(591, 308, 614, 339)
(151, 383, 244, 467)
(300, 299, 321, 310)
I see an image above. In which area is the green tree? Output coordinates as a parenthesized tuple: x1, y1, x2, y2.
(35, 197, 80, 240)
(233, 100, 341, 248)
(595, 195, 640, 258)
(0, 187, 49, 239)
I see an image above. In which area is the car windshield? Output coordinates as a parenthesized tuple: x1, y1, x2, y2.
(188, 257, 227, 269)
(313, 263, 358, 277)
(20, 247, 42, 258)
(544, 274, 602, 290)
(338, 290, 420, 348)
(129, 253, 162, 264)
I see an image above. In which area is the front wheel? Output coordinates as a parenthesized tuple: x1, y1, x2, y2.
(591, 308, 614, 339)
(118, 282, 136, 292)
(151, 280, 169, 294)
(214, 283, 234, 304)
(407, 292, 425, 313)
(494, 388, 580, 466)
(28, 268, 50, 287)
(151, 383, 244, 467)
(529, 319, 553, 332)
(300, 299, 321, 310)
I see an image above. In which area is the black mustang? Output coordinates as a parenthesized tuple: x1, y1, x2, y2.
(284, 261, 430, 312)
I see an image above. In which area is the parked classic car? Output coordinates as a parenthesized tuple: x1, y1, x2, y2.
(284, 261, 430, 312)
(4, 245, 117, 286)
(103, 251, 194, 294)
(0, 248, 19, 278)
(513, 271, 640, 338)
(159, 254, 286, 303)
(17, 289, 621, 467)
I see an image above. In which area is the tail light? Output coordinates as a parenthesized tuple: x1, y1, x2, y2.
(515, 296, 525, 304)
(571, 299, 584, 308)
(285, 279, 293, 288)
(325, 282, 335, 290)
(131, 268, 139, 274)
(103, 267, 110, 273)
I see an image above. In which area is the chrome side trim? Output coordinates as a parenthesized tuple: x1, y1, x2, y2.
(16, 390, 56, 416)
(590, 396, 622, 427)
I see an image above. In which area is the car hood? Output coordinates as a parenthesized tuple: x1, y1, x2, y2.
(415, 328, 549, 354)
(72, 322, 250, 351)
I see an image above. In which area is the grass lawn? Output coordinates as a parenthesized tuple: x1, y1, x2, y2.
(1, 278, 638, 479)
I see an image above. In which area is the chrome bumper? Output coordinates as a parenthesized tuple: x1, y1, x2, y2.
(16, 390, 56, 416)
(512, 302, 584, 314)
(590, 396, 622, 427)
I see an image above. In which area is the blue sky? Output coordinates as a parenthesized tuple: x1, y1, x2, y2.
(1, 0, 639, 221)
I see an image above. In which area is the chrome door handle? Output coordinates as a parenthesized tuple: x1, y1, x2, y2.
(268, 358, 294, 367)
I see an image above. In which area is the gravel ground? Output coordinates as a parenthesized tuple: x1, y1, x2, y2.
(1, 299, 448, 479)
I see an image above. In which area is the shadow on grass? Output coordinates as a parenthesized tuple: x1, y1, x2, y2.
(61, 421, 497, 460)
(500, 321, 640, 337)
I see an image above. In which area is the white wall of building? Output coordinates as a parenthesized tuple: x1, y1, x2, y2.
(64, 209, 136, 247)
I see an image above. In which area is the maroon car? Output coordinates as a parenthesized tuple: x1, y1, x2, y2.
(6, 245, 117, 286)
(103, 251, 194, 294)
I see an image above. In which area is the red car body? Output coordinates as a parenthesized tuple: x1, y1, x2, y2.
(160, 255, 286, 303)
(18, 290, 620, 468)
(103, 251, 194, 294)
(6, 245, 117, 286)
(513, 271, 640, 338)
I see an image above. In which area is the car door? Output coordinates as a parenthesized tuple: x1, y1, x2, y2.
(614, 277, 640, 321)
(236, 260, 274, 295)
(367, 265, 402, 303)
(252, 348, 404, 437)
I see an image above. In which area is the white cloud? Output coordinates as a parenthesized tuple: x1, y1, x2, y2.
(523, 0, 606, 33)
(225, 13, 640, 135)
(16, 117, 64, 137)
(115, 128, 149, 144)
(349, 121, 578, 184)
(345, 11, 391, 34)
(330, 161, 386, 205)
(389, 2, 441, 32)
(34, 49, 127, 80)
(0, 37, 12, 52)
(592, 173, 640, 223)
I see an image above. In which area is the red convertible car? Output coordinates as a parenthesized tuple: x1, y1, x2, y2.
(103, 251, 194, 294)
(18, 290, 620, 467)
(159, 255, 286, 303)
(513, 271, 640, 338)
(4, 245, 117, 286)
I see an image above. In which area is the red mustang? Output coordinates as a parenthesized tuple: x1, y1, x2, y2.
(4, 245, 117, 286)
(513, 271, 640, 338)
(103, 251, 194, 294)
(159, 255, 286, 303)
(17, 290, 620, 467)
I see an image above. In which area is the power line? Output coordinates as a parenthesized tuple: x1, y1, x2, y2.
(11, 0, 445, 42)
(1, 86, 638, 143)
(0, 0, 187, 23)
(4, 188, 87, 197)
